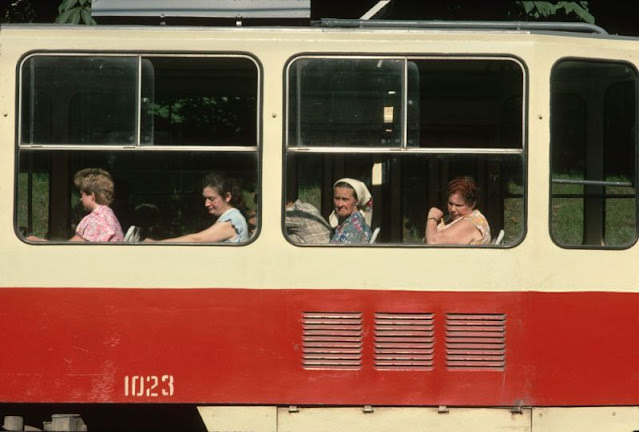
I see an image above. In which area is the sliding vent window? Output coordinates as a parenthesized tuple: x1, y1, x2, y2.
(21, 56, 138, 145)
(286, 56, 525, 247)
(551, 60, 637, 248)
(288, 58, 405, 147)
(18, 54, 259, 244)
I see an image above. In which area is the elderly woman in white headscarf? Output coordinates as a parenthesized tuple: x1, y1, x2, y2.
(329, 178, 373, 244)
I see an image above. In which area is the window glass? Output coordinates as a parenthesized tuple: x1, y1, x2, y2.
(551, 60, 637, 247)
(409, 59, 523, 149)
(285, 56, 525, 246)
(141, 57, 258, 146)
(288, 58, 404, 147)
(17, 150, 257, 241)
(21, 56, 137, 145)
(18, 54, 259, 244)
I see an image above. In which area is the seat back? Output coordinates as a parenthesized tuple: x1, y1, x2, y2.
(124, 225, 140, 243)
(369, 227, 380, 244)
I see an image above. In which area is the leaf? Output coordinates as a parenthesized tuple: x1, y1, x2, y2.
(58, 0, 79, 13)
(69, 7, 81, 24)
(55, 7, 75, 23)
(519, 1, 535, 14)
(558, 1, 595, 23)
(80, 8, 93, 25)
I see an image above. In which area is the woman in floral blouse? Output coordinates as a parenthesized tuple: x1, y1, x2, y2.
(27, 168, 124, 242)
(329, 178, 372, 244)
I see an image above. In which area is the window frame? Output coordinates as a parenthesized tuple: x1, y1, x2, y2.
(283, 53, 528, 248)
(549, 56, 639, 250)
(16, 51, 263, 245)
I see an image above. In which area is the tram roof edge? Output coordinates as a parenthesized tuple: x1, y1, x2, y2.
(315, 19, 608, 35)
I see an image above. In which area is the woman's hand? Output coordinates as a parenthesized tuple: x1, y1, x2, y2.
(427, 207, 444, 222)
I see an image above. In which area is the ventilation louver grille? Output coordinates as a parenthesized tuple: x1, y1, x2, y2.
(446, 313, 506, 370)
(375, 313, 434, 370)
(302, 312, 362, 369)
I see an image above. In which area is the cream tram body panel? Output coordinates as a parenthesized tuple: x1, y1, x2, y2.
(0, 26, 638, 291)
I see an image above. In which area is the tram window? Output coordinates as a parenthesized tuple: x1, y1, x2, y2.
(18, 54, 259, 243)
(550, 60, 637, 248)
(285, 56, 525, 246)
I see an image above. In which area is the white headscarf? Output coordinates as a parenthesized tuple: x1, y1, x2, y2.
(329, 178, 373, 228)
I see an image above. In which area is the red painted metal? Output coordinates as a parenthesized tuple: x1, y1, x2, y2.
(0, 288, 637, 405)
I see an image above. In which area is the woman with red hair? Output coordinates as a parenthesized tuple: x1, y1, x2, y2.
(424, 176, 491, 245)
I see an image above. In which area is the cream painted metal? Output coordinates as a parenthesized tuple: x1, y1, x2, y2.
(2, 26, 639, 292)
(532, 407, 639, 432)
(193, 406, 639, 432)
(197, 406, 277, 432)
(197, 406, 531, 432)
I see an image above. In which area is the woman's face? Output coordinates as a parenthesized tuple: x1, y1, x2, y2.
(203, 186, 231, 217)
(80, 190, 97, 211)
(333, 186, 358, 220)
(447, 191, 474, 220)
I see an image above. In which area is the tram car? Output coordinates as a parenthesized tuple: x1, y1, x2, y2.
(1, 17, 638, 432)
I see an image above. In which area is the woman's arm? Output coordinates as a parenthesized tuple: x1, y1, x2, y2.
(424, 207, 444, 244)
(425, 216, 481, 245)
(154, 221, 236, 243)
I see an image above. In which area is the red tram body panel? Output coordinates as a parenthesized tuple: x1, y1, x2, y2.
(1, 289, 637, 406)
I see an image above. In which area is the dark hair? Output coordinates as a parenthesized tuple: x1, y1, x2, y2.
(202, 172, 245, 212)
(447, 176, 480, 207)
(73, 168, 114, 206)
(333, 181, 358, 200)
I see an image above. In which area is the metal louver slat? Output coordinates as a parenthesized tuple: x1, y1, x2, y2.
(302, 312, 362, 370)
(446, 313, 506, 371)
(374, 312, 434, 370)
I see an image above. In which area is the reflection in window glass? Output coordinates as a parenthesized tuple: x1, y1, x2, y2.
(286, 56, 525, 246)
(551, 60, 637, 247)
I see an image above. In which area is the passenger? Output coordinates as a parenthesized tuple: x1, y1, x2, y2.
(424, 176, 491, 245)
(27, 168, 124, 242)
(285, 194, 331, 244)
(146, 172, 248, 243)
(329, 178, 372, 244)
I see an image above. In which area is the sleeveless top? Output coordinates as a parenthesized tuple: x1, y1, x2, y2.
(438, 209, 491, 245)
(218, 208, 248, 243)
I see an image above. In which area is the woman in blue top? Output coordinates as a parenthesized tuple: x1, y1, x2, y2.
(150, 172, 248, 243)
(329, 178, 372, 244)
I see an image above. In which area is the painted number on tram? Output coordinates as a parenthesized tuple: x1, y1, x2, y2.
(124, 375, 175, 397)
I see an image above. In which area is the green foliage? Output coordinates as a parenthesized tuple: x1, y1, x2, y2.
(517, 1, 594, 23)
(17, 172, 50, 238)
(551, 174, 636, 246)
(56, 0, 96, 25)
